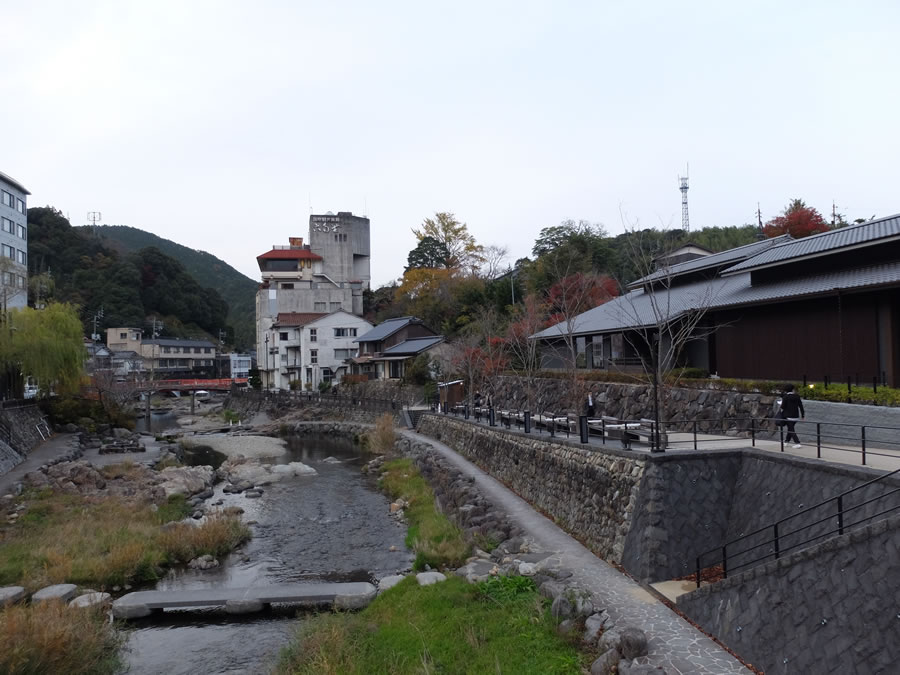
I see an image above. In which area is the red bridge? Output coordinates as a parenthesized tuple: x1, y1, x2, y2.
(137, 378, 248, 392)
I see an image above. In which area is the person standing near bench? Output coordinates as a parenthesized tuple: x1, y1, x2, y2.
(780, 384, 805, 448)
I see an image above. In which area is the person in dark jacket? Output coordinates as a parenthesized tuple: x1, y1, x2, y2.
(780, 384, 805, 447)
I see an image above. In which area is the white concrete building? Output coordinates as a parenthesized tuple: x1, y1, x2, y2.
(263, 310, 372, 390)
(256, 211, 371, 389)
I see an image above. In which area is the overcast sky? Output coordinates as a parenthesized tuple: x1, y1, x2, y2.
(4, 1, 899, 287)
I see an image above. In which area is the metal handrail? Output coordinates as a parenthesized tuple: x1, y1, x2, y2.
(695, 466, 900, 587)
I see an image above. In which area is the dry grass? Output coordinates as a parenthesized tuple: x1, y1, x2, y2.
(157, 514, 251, 562)
(98, 461, 148, 481)
(0, 601, 121, 675)
(0, 492, 247, 590)
(367, 412, 396, 454)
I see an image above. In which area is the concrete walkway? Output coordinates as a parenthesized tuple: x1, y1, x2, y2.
(400, 429, 751, 675)
(446, 411, 900, 472)
(0, 433, 79, 496)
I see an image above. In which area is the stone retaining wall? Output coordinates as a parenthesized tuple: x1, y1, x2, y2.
(416, 414, 645, 564)
(490, 376, 778, 434)
(0, 405, 48, 455)
(0, 439, 24, 475)
(622, 452, 743, 582)
(677, 513, 900, 675)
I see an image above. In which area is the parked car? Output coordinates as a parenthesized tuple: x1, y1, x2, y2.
(194, 390, 211, 401)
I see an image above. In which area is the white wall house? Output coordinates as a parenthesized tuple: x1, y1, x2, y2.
(265, 310, 373, 390)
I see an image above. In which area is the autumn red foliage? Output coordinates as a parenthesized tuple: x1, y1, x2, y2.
(763, 200, 830, 239)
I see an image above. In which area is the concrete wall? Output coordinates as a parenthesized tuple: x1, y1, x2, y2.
(417, 414, 646, 563)
(678, 513, 900, 675)
(0, 438, 24, 475)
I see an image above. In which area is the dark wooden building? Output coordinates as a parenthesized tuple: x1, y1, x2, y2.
(533, 214, 900, 387)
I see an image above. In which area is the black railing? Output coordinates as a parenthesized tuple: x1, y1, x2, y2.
(694, 466, 900, 587)
(442, 404, 666, 451)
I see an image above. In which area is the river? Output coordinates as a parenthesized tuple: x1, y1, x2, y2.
(122, 433, 413, 674)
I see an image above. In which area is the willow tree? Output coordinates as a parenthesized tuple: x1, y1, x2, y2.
(0, 303, 85, 396)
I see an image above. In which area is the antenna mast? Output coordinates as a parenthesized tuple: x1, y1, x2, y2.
(678, 167, 689, 232)
(87, 211, 102, 236)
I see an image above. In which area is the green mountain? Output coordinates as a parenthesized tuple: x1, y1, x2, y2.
(83, 224, 257, 349)
(25, 208, 240, 348)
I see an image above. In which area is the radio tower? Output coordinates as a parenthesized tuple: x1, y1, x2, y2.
(678, 168, 690, 232)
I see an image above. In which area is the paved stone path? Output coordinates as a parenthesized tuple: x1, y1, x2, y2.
(441, 410, 900, 471)
(400, 429, 751, 675)
(0, 433, 79, 496)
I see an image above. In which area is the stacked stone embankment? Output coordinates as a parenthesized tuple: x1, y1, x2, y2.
(490, 376, 778, 434)
(416, 414, 645, 564)
(678, 512, 900, 675)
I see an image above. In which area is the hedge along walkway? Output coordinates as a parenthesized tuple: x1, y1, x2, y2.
(400, 429, 751, 675)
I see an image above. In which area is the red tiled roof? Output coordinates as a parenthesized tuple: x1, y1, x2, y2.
(257, 249, 322, 261)
(275, 312, 327, 326)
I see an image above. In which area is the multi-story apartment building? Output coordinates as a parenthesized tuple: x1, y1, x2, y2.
(139, 338, 218, 378)
(256, 211, 371, 389)
(106, 328, 217, 378)
(0, 171, 29, 311)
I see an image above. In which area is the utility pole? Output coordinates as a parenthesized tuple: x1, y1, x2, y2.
(508, 265, 515, 305)
(91, 307, 104, 341)
(756, 203, 765, 240)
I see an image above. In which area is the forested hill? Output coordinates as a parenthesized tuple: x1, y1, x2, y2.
(26, 208, 243, 348)
(82, 224, 257, 349)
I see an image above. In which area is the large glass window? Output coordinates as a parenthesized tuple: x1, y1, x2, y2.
(314, 302, 326, 311)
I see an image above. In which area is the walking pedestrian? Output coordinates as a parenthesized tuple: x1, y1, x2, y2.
(779, 384, 805, 448)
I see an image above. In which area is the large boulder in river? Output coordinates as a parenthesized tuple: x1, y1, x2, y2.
(158, 465, 215, 498)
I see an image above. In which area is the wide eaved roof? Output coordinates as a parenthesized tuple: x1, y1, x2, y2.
(534, 260, 900, 340)
(355, 316, 418, 343)
(632, 235, 790, 287)
(257, 249, 322, 261)
(723, 213, 900, 274)
(381, 336, 444, 356)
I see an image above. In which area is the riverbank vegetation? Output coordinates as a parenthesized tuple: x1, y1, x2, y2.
(277, 575, 584, 674)
(367, 412, 396, 453)
(0, 488, 248, 590)
(0, 601, 121, 675)
(378, 458, 469, 570)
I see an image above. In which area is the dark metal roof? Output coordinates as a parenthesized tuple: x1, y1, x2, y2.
(631, 235, 790, 287)
(355, 316, 419, 343)
(533, 261, 900, 339)
(724, 214, 900, 274)
(0, 170, 30, 195)
(381, 336, 444, 356)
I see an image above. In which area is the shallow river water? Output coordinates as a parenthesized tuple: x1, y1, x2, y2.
(122, 434, 413, 674)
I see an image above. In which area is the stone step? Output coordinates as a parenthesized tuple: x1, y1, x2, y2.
(112, 581, 377, 619)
